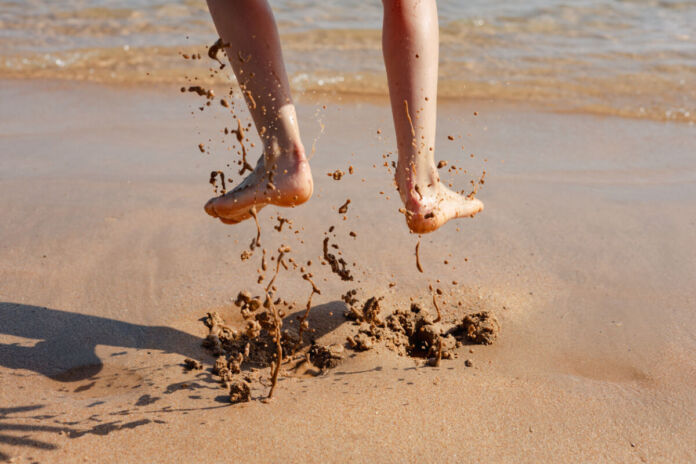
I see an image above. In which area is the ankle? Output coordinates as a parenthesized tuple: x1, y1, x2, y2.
(263, 139, 305, 163)
(395, 169, 419, 210)
(395, 163, 437, 207)
(290, 142, 306, 162)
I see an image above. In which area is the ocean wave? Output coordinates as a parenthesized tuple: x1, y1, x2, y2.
(0, 43, 693, 124)
(1, 0, 694, 124)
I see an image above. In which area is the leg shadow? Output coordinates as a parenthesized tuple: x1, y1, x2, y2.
(0, 302, 204, 381)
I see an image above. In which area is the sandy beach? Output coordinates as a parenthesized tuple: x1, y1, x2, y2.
(0, 78, 695, 462)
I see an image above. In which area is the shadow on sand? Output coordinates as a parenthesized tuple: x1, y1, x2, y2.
(0, 300, 348, 382)
(0, 300, 348, 461)
(0, 302, 207, 381)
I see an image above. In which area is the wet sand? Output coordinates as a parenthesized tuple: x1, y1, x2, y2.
(1, 79, 695, 462)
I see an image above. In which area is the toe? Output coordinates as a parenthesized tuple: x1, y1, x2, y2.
(204, 198, 219, 217)
(461, 198, 484, 217)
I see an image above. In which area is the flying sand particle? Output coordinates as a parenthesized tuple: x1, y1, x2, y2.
(431, 292, 442, 323)
(264, 249, 286, 399)
(427, 339, 443, 367)
(322, 237, 353, 281)
(187, 85, 208, 97)
(249, 206, 261, 250)
(329, 169, 344, 180)
(209, 170, 226, 194)
(338, 199, 351, 214)
(415, 240, 424, 273)
(231, 119, 253, 175)
(207, 38, 229, 69)
(294, 274, 322, 354)
(244, 90, 256, 109)
(274, 216, 289, 232)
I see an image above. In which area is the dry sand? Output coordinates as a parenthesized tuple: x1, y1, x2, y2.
(1, 79, 695, 462)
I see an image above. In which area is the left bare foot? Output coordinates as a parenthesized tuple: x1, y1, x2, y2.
(204, 144, 313, 225)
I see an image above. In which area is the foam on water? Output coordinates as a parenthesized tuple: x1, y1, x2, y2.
(0, 0, 694, 122)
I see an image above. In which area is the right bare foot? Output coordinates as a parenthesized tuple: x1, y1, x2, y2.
(396, 164, 484, 234)
(204, 145, 313, 224)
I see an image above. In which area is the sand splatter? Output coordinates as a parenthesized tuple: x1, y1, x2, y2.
(209, 170, 227, 194)
(244, 90, 256, 109)
(431, 291, 442, 323)
(187, 85, 208, 97)
(337, 199, 351, 215)
(249, 206, 261, 250)
(231, 118, 253, 175)
(322, 237, 353, 281)
(207, 38, 229, 69)
(328, 169, 344, 180)
(264, 247, 287, 399)
(344, 296, 500, 365)
(274, 216, 290, 232)
(415, 240, 424, 273)
(294, 274, 321, 354)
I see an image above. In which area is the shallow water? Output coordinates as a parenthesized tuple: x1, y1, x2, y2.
(0, 0, 694, 122)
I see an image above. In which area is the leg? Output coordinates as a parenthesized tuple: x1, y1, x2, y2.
(382, 0, 483, 234)
(204, 0, 313, 224)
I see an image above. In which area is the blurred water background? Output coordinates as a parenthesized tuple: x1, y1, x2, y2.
(0, 0, 694, 122)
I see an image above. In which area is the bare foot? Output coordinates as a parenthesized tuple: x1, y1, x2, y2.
(398, 176, 484, 234)
(204, 146, 313, 224)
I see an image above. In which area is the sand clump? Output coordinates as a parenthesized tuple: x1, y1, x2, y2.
(200, 302, 296, 399)
(197, 286, 340, 402)
(183, 358, 202, 370)
(308, 344, 345, 370)
(344, 297, 500, 363)
(328, 169, 344, 180)
(191, 291, 501, 404)
(459, 312, 500, 345)
(228, 380, 251, 404)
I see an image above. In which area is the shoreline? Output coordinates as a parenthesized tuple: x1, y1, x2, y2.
(1, 75, 693, 126)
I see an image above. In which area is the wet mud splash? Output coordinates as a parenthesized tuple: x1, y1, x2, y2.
(176, 38, 498, 405)
(192, 290, 500, 404)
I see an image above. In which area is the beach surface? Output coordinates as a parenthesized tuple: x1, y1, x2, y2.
(1, 79, 695, 462)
